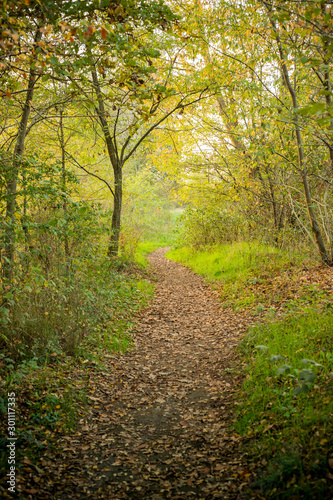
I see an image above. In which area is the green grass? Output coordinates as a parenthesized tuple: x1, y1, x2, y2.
(167, 241, 305, 310)
(167, 241, 289, 280)
(237, 311, 333, 498)
(237, 311, 333, 435)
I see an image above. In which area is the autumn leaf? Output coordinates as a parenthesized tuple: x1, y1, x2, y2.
(85, 25, 94, 38)
(100, 27, 108, 40)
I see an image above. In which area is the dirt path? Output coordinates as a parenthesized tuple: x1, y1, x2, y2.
(33, 248, 257, 499)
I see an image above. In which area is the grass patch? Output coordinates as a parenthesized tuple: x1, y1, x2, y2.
(167, 241, 289, 280)
(135, 238, 170, 266)
(167, 241, 307, 311)
(236, 310, 333, 498)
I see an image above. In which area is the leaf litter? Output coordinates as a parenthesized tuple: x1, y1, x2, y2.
(15, 248, 262, 499)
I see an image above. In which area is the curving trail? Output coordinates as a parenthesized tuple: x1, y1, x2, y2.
(33, 248, 256, 499)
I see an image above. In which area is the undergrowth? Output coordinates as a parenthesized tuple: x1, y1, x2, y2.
(166, 242, 318, 312)
(0, 254, 153, 487)
(236, 311, 333, 499)
(0, 257, 151, 363)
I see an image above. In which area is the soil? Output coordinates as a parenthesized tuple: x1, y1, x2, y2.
(21, 248, 260, 499)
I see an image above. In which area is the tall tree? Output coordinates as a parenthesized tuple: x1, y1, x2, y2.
(65, 2, 209, 255)
(0, 0, 111, 283)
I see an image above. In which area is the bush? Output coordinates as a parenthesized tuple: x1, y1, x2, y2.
(0, 255, 146, 363)
(175, 206, 246, 248)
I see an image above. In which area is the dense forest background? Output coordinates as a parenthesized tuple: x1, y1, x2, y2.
(1, 0, 333, 354)
(1, 1, 333, 498)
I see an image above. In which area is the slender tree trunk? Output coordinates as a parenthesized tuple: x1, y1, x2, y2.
(264, 163, 279, 233)
(109, 165, 122, 256)
(2, 29, 41, 284)
(317, 2, 333, 260)
(91, 68, 122, 256)
(323, 68, 333, 176)
(321, 2, 333, 175)
(59, 109, 70, 259)
(21, 172, 32, 270)
(268, 11, 329, 263)
(323, 48, 333, 261)
(216, 95, 246, 152)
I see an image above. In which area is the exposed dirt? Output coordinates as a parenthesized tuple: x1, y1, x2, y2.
(22, 248, 260, 499)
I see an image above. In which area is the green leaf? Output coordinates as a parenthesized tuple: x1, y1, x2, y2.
(276, 364, 292, 375)
(301, 358, 314, 365)
(0, 333, 9, 343)
(299, 56, 309, 64)
(298, 103, 326, 116)
(298, 369, 317, 383)
(293, 384, 310, 396)
(270, 354, 284, 362)
(255, 345, 268, 352)
(301, 359, 322, 368)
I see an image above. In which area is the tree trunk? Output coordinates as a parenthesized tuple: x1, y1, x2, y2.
(264, 163, 280, 235)
(321, 2, 333, 176)
(2, 30, 41, 284)
(108, 165, 122, 256)
(59, 109, 70, 259)
(21, 173, 32, 270)
(91, 68, 122, 256)
(216, 95, 246, 151)
(268, 10, 330, 264)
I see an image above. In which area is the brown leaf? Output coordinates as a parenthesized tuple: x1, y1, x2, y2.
(100, 27, 108, 40)
(85, 25, 94, 38)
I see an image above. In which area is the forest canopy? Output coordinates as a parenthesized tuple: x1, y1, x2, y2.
(1, 0, 333, 345)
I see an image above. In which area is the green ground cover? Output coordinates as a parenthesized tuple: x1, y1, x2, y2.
(238, 312, 333, 499)
(167, 242, 306, 309)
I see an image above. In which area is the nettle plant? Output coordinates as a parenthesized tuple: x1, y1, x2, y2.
(255, 345, 323, 396)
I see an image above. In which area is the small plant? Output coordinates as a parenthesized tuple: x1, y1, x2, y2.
(255, 343, 326, 396)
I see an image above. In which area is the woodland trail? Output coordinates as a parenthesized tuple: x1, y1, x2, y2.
(32, 248, 258, 499)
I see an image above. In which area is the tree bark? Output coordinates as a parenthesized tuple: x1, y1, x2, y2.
(267, 9, 330, 263)
(59, 109, 70, 259)
(2, 29, 41, 284)
(109, 164, 122, 256)
(91, 68, 122, 257)
(321, 2, 333, 175)
(264, 163, 279, 233)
